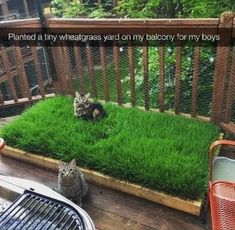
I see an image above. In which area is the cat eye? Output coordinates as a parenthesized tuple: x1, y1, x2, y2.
(69, 169, 76, 174)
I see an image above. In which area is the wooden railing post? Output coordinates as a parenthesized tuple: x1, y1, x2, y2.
(224, 47, 235, 123)
(128, 40, 136, 107)
(1, 0, 9, 17)
(158, 42, 165, 112)
(211, 12, 235, 123)
(99, 40, 109, 102)
(0, 47, 18, 102)
(73, 42, 86, 95)
(86, 43, 97, 98)
(15, 44, 32, 100)
(62, 44, 74, 96)
(175, 44, 182, 115)
(30, 45, 45, 98)
(191, 46, 200, 118)
(143, 39, 149, 110)
(51, 45, 68, 95)
(113, 41, 123, 105)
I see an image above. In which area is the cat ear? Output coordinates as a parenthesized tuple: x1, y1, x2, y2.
(58, 160, 66, 170)
(85, 93, 90, 99)
(75, 91, 80, 97)
(70, 159, 77, 168)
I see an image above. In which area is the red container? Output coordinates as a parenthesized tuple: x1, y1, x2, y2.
(210, 181, 235, 230)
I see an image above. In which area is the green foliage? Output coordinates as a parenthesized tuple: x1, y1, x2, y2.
(116, 0, 178, 18)
(50, 0, 112, 18)
(50, 0, 234, 18)
(1, 96, 220, 199)
(179, 0, 235, 18)
(50, 0, 85, 17)
(88, 6, 109, 18)
(116, 0, 235, 18)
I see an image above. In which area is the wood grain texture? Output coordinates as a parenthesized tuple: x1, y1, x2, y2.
(86, 43, 97, 98)
(1, 146, 201, 216)
(0, 46, 18, 102)
(113, 41, 122, 105)
(128, 40, 136, 106)
(0, 155, 205, 230)
(30, 46, 45, 98)
(15, 45, 31, 100)
(73, 43, 86, 95)
(99, 40, 109, 102)
(159, 43, 165, 112)
(211, 13, 234, 123)
(143, 40, 149, 110)
(223, 47, 235, 123)
(175, 45, 182, 115)
(191, 46, 200, 117)
(62, 44, 74, 96)
(51, 45, 67, 94)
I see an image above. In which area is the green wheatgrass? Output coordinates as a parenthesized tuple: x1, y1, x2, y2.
(1, 96, 219, 200)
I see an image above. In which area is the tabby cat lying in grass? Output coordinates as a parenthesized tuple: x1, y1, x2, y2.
(57, 159, 88, 207)
(73, 92, 106, 121)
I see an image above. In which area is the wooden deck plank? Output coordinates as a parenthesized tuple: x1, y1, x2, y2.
(0, 155, 206, 230)
(85, 184, 203, 230)
(83, 204, 157, 230)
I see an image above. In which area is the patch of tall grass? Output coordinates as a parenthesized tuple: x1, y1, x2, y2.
(1, 96, 220, 199)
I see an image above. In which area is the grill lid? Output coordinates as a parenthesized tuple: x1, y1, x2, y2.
(0, 191, 86, 230)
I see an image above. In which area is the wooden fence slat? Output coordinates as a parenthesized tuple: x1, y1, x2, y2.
(62, 43, 74, 96)
(127, 40, 136, 106)
(51, 45, 68, 95)
(0, 46, 18, 102)
(143, 40, 149, 110)
(86, 43, 97, 98)
(0, 74, 8, 85)
(224, 47, 235, 122)
(113, 41, 122, 105)
(112, 0, 118, 7)
(159, 43, 165, 112)
(211, 47, 230, 122)
(99, 40, 109, 102)
(191, 46, 200, 117)
(175, 45, 182, 115)
(0, 87, 4, 104)
(30, 46, 45, 98)
(211, 12, 234, 123)
(15, 44, 32, 100)
(73, 42, 86, 95)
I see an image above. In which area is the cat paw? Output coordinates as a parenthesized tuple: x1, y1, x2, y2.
(52, 187, 59, 193)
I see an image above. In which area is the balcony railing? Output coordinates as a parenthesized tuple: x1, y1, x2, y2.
(0, 13, 234, 127)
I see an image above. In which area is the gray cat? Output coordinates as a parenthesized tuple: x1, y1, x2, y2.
(73, 92, 106, 121)
(57, 159, 88, 206)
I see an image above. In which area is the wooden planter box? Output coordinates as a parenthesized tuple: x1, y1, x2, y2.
(1, 146, 202, 216)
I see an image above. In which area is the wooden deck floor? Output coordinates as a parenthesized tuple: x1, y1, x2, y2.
(0, 155, 207, 230)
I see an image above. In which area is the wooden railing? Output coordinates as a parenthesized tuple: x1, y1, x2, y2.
(0, 13, 235, 127)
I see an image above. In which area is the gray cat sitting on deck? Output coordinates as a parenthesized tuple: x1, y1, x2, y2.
(57, 159, 88, 207)
(73, 92, 106, 121)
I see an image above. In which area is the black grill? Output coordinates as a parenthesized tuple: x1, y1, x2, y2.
(0, 191, 85, 230)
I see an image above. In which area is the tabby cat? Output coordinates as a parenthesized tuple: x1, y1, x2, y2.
(57, 159, 88, 206)
(73, 92, 106, 121)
